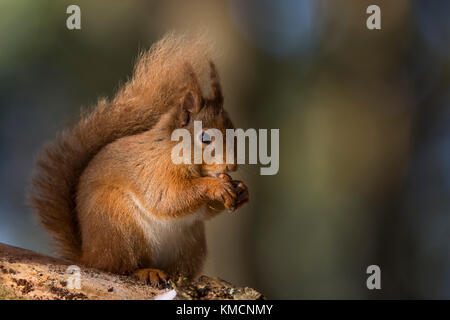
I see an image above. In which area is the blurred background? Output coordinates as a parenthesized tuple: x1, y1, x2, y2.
(1, 0, 449, 299)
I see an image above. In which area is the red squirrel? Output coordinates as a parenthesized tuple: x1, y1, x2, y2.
(29, 34, 249, 286)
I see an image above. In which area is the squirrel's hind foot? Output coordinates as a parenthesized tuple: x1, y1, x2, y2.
(134, 268, 170, 289)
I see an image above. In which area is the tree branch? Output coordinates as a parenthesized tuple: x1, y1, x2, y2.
(0, 243, 264, 300)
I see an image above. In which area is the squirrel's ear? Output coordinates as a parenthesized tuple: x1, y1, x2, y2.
(179, 91, 201, 126)
(179, 63, 203, 125)
(182, 63, 203, 112)
(182, 91, 201, 114)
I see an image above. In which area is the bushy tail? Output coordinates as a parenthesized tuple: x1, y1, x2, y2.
(29, 33, 212, 261)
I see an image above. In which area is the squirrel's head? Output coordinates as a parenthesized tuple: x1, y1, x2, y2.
(163, 61, 238, 177)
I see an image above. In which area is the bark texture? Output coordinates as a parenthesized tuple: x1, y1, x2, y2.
(0, 243, 264, 300)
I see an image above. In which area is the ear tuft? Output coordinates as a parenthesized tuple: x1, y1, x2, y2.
(209, 61, 224, 106)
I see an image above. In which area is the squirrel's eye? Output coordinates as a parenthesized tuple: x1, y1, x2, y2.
(201, 131, 212, 144)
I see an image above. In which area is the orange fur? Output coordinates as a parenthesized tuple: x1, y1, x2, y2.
(29, 34, 248, 281)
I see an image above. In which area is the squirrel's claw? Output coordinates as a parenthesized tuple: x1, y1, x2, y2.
(232, 180, 249, 210)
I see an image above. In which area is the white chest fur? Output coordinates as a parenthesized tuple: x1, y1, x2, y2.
(130, 194, 206, 268)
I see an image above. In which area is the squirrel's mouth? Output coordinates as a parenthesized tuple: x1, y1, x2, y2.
(201, 164, 237, 178)
(202, 170, 233, 180)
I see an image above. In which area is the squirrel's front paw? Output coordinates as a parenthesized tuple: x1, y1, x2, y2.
(208, 178, 238, 212)
(218, 173, 249, 210)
